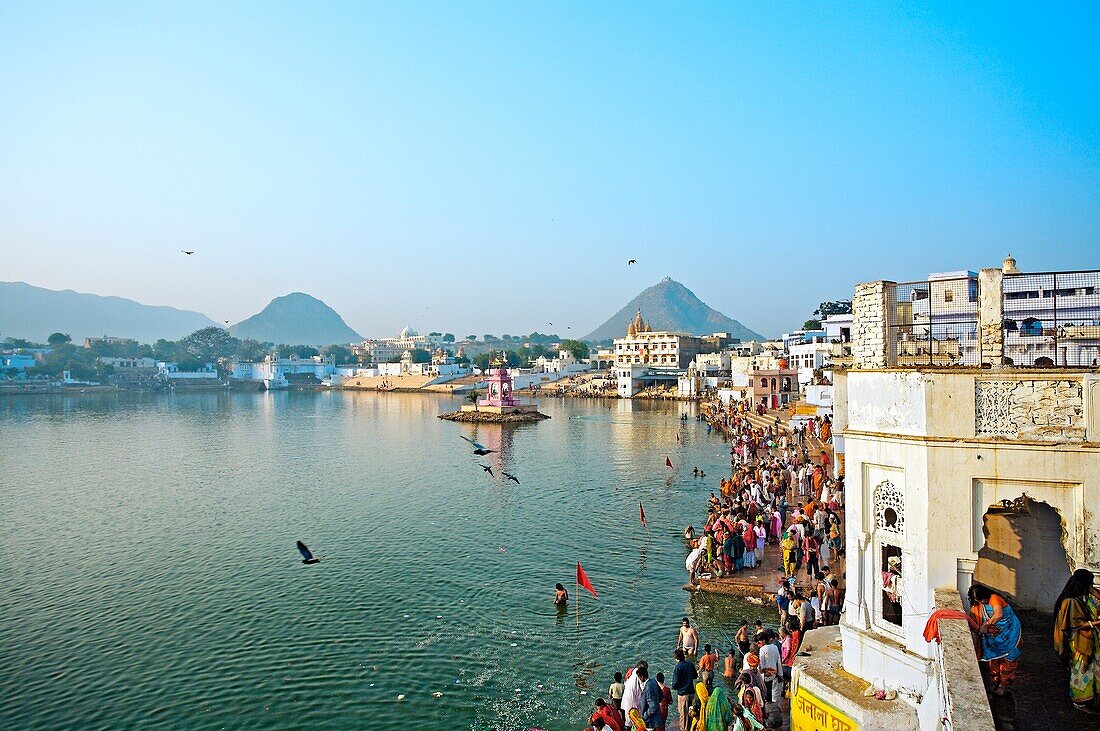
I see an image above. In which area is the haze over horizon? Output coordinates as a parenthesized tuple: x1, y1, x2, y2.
(2, 2, 1098, 338)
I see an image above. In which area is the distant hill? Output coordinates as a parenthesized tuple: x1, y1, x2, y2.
(583, 277, 764, 342)
(230, 293, 361, 345)
(0, 281, 219, 343)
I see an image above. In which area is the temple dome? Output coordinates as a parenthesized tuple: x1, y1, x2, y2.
(400, 326, 418, 338)
(1002, 254, 1020, 274)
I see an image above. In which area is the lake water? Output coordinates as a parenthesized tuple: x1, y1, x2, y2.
(1, 391, 756, 730)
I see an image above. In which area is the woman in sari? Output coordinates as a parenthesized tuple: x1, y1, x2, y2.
(967, 584, 1022, 695)
(1054, 569, 1100, 714)
(702, 684, 734, 730)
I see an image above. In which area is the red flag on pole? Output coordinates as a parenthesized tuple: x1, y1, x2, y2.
(665, 456, 673, 468)
(639, 502, 648, 528)
(576, 562, 598, 598)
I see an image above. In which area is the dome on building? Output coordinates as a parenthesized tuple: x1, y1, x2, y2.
(628, 309, 646, 337)
(1002, 254, 1020, 274)
(400, 326, 418, 338)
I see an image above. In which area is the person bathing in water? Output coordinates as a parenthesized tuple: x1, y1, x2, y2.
(555, 583, 569, 606)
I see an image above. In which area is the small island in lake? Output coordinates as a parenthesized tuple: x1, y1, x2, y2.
(439, 365, 549, 423)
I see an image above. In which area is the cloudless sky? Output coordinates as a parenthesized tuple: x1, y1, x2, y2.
(1, 1, 1098, 338)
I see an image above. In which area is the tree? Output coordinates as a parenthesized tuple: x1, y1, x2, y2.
(323, 344, 353, 363)
(3, 337, 41, 349)
(483, 334, 498, 342)
(179, 327, 239, 362)
(236, 338, 271, 362)
(466, 389, 480, 411)
(442, 333, 455, 343)
(47, 332, 72, 346)
(466, 335, 477, 341)
(802, 319, 822, 331)
(153, 339, 183, 361)
(559, 339, 590, 360)
(408, 348, 432, 364)
(813, 300, 853, 318)
(428, 331, 442, 337)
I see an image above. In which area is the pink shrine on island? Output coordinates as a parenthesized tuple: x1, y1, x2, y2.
(479, 366, 521, 407)
(458, 357, 539, 416)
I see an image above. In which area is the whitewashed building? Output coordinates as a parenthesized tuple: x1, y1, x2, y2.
(793, 262, 1100, 731)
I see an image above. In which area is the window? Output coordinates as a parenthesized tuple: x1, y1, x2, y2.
(944, 289, 954, 303)
(881, 545, 903, 627)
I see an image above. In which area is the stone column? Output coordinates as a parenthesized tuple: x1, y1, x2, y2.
(851, 280, 895, 369)
(977, 268, 1004, 366)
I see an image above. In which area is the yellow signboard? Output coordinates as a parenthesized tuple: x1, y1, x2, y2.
(793, 404, 819, 416)
(791, 686, 859, 731)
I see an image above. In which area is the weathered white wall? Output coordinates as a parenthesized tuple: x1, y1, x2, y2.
(841, 367, 1100, 722)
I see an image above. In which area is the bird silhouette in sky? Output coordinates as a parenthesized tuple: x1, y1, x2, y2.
(182, 250, 195, 255)
(478, 463, 495, 477)
(461, 436, 495, 455)
(502, 472, 520, 484)
(627, 259, 636, 265)
(296, 541, 320, 564)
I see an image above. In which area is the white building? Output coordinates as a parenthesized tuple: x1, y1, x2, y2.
(99, 356, 157, 369)
(823, 312, 854, 342)
(158, 361, 220, 381)
(787, 339, 833, 386)
(230, 354, 335, 388)
(893, 256, 1100, 368)
(613, 309, 714, 369)
(354, 327, 448, 363)
(533, 349, 592, 376)
(793, 263, 1100, 731)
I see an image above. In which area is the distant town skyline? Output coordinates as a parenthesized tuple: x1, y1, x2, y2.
(2, 3, 1098, 338)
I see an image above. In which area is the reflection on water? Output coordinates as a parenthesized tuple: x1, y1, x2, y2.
(0, 391, 759, 730)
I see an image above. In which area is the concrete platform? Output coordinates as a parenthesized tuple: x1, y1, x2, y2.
(791, 626, 919, 730)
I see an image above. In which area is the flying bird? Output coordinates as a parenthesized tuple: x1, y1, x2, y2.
(478, 463, 495, 476)
(182, 250, 195, 255)
(502, 472, 520, 484)
(296, 540, 320, 564)
(627, 259, 636, 265)
(460, 436, 495, 455)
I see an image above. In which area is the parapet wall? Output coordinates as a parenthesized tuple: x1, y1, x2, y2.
(932, 588, 996, 731)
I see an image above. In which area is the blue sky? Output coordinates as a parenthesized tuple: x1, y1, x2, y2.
(1, 2, 1097, 338)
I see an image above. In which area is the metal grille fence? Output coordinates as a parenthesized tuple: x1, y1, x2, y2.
(1002, 270, 1100, 367)
(887, 277, 980, 366)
